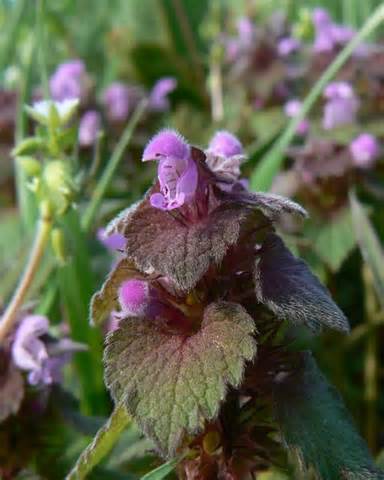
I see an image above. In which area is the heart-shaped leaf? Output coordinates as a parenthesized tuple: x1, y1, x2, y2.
(104, 301, 257, 457)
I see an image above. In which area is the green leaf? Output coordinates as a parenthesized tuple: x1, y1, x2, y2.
(274, 353, 383, 479)
(58, 209, 108, 415)
(350, 191, 384, 309)
(66, 402, 131, 480)
(305, 207, 356, 272)
(90, 258, 143, 327)
(104, 301, 257, 457)
(141, 456, 183, 480)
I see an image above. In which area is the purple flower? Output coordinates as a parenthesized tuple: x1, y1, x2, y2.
(12, 315, 49, 375)
(206, 131, 245, 182)
(148, 77, 177, 112)
(284, 99, 309, 135)
(207, 130, 244, 158)
(78, 110, 101, 147)
(12, 315, 84, 386)
(118, 279, 150, 316)
(277, 37, 300, 57)
(143, 129, 198, 211)
(350, 133, 380, 169)
(322, 82, 359, 129)
(97, 228, 126, 251)
(102, 82, 132, 122)
(49, 60, 87, 101)
(143, 129, 190, 162)
(237, 17, 255, 47)
(312, 8, 356, 53)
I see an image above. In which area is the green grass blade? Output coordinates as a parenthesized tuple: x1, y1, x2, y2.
(141, 456, 184, 480)
(250, 3, 384, 192)
(349, 191, 384, 309)
(59, 209, 108, 415)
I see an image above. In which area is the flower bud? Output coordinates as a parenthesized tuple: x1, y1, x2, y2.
(350, 133, 380, 169)
(43, 160, 75, 214)
(207, 130, 244, 158)
(118, 279, 150, 317)
(17, 156, 42, 176)
(142, 129, 190, 162)
(26, 99, 79, 127)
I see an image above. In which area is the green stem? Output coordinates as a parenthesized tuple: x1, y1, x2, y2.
(66, 402, 130, 480)
(250, 3, 384, 191)
(36, 0, 49, 98)
(81, 99, 147, 231)
(0, 213, 52, 344)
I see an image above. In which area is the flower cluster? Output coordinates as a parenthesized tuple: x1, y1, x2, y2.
(94, 128, 350, 477)
(48, 60, 178, 148)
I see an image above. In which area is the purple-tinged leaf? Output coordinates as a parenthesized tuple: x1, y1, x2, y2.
(123, 194, 264, 291)
(254, 233, 349, 332)
(274, 354, 382, 479)
(90, 258, 144, 326)
(104, 301, 257, 457)
(0, 357, 24, 422)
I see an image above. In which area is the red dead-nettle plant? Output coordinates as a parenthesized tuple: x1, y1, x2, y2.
(89, 129, 382, 479)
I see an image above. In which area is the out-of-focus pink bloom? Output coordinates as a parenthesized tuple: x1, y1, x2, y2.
(148, 77, 177, 111)
(350, 133, 380, 169)
(312, 8, 356, 53)
(102, 82, 132, 122)
(12, 315, 85, 386)
(97, 228, 126, 251)
(284, 99, 309, 135)
(50, 60, 88, 101)
(322, 82, 359, 129)
(78, 110, 101, 147)
(277, 37, 300, 57)
(225, 16, 256, 61)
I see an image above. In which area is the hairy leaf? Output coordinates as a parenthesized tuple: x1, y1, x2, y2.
(104, 301, 257, 457)
(274, 354, 383, 480)
(124, 195, 261, 291)
(90, 258, 143, 327)
(223, 190, 307, 222)
(254, 233, 349, 332)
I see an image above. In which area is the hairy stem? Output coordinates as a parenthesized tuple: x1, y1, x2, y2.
(66, 402, 130, 479)
(81, 99, 147, 232)
(0, 213, 52, 344)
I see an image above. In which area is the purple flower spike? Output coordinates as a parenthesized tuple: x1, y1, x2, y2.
(350, 133, 380, 169)
(323, 82, 359, 130)
(237, 17, 255, 47)
(277, 37, 300, 57)
(78, 110, 101, 147)
(149, 77, 177, 111)
(102, 82, 132, 122)
(284, 99, 309, 136)
(142, 129, 190, 162)
(208, 131, 244, 158)
(118, 279, 150, 316)
(50, 59, 87, 101)
(12, 315, 49, 373)
(97, 228, 126, 251)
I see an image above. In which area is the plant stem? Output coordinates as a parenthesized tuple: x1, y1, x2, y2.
(66, 402, 130, 479)
(250, 3, 384, 191)
(0, 213, 52, 343)
(81, 99, 147, 232)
